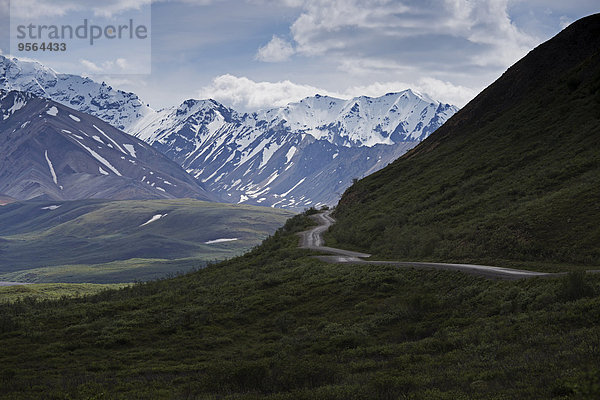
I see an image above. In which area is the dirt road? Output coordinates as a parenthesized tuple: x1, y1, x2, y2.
(299, 211, 559, 280)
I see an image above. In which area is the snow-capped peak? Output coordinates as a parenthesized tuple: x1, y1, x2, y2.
(255, 90, 457, 147)
(0, 55, 154, 132)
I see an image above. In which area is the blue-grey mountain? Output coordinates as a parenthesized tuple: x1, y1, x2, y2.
(0, 55, 458, 208)
(0, 89, 214, 201)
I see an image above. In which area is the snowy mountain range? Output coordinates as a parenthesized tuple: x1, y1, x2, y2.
(0, 55, 458, 208)
(0, 56, 153, 132)
(0, 89, 214, 201)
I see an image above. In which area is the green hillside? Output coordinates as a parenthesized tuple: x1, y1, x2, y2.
(0, 199, 293, 283)
(0, 211, 599, 399)
(327, 14, 600, 269)
(0, 283, 129, 303)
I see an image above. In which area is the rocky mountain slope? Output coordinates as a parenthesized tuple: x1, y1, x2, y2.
(0, 55, 457, 208)
(0, 90, 214, 201)
(130, 92, 457, 207)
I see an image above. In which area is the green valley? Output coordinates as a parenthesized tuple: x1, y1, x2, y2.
(0, 199, 293, 283)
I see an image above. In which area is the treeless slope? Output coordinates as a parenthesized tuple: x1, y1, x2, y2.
(329, 14, 600, 267)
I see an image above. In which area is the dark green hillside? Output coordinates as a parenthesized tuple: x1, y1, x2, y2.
(0, 199, 293, 283)
(0, 211, 599, 399)
(328, 14, 600, 269)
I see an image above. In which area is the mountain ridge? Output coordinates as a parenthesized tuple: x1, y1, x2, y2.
(0, 55, 458, 208)
(0, 89, 215, 201)
(0, 56, 154, 131)
(129, 90, 457, 208)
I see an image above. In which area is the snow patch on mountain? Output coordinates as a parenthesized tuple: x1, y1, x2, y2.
(204, 238, 238, 244)
(69, 136, 122, 176)
(44, 150, 58, 185)
(123, 144, 137, 158)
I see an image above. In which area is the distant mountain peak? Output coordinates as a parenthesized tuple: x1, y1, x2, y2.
(0, 55, 154, 132)
(127, 91, 458, 208)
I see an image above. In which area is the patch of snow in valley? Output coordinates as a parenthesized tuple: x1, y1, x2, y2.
(41, 205, 61, 210)
(93, 124, 126, 154)
(280, 177, 305, 197)
(139, 214, 167, 227)
(69, 114, 80, 122)
(285, 146, 296, 163)
(46, 106, 58, 116)
(204, 238, 238, 244)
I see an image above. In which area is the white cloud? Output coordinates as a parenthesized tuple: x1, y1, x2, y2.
(9, 0, 81, 18)
(408, 78, 477, 107)
(256, 35, 295, 62)
(80, 58, 135, 74)
(91, 0, 151, 18)
(286, 0, 538, 71)
(80, 59, 103, 73)
(198, 74, 475, 111)
(198, 74, 342, 110)
(559, 16, 573, 29)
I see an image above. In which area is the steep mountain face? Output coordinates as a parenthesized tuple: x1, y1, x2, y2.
(130, 92, 457, 207)
(256, 91, 454, 146)
(0, 90, 215, 201)
(0, 56, 153, 131)
(0, 55, 458, 208)
(329, 14, 600, 266)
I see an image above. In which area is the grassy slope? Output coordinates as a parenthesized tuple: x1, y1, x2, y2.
(0, 199, 293, 283)
(0, 212, 599, 399)
(327, 15, 600, 270)
(0, 283, 129, 303)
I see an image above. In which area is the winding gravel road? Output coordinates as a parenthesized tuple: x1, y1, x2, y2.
(299, 211, 561, 280)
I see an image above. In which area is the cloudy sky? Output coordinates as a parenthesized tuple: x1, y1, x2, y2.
(1, 0, 599, 111)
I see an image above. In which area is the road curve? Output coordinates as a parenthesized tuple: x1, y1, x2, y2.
(299, 211, 560, 280)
